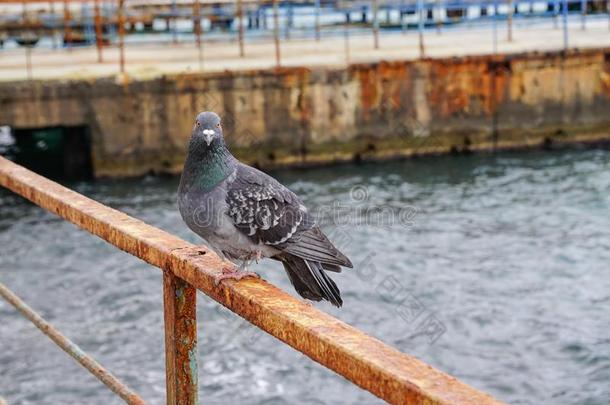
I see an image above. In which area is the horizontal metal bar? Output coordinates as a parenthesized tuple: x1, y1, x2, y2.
(0, 156, 504, 405)
(0, 281, 146, 405)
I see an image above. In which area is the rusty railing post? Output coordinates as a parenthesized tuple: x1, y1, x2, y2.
(193, 0, 203, 70)
(118, 0, 125, 73)
(93, 0, 103, 62)
(163, 272, 198, 405)
(372, 0, 379, 49)
(237, 0, 245, 57)
(273, 0, 280, 68)
(63, 0, 72, 49)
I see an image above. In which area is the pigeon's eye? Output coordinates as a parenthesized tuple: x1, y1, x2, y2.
(196, 122, 200, 127)
(216, 123, 221, 128)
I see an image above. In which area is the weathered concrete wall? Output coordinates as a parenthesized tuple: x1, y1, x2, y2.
(1, 48, 609, 177)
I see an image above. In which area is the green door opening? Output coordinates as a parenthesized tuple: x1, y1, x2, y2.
(5, 126, 93, 180)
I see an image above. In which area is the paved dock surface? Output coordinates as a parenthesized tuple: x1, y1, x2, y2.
(0, 19, 609, 81)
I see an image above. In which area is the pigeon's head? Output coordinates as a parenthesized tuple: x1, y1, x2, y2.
(192, 111, 223, 147)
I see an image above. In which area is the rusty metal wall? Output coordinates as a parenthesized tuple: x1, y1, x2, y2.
(0, 48, 609, 177)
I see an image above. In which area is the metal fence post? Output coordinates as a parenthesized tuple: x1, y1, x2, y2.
(372, 0, 379, 49)
(63, 0, 72, 49)
(93, 0, 103, 62)
(163, 272, 198, 405)
(237, 0, 245, 56)
(273, 0, 280, 68)
(581, 0, 587, 30)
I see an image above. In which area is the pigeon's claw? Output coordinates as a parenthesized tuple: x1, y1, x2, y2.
(214, 266, 260, 286)
(254, 250, 262, 264)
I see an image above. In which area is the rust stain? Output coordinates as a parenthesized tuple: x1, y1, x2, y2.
(355, 65, 378, 120)
(427, 59, 494, 118)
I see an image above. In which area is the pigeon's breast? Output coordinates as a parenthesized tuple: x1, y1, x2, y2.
(178, 172, 279, 260)
(178, 176, 229, 241)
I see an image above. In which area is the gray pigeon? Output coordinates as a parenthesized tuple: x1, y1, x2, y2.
(178, 111, 352, 307)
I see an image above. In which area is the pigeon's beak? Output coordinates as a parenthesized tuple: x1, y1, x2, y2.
(202, 129, 215, 146)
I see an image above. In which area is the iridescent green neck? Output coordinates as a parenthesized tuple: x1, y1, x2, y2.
(182, 138, 236, 192)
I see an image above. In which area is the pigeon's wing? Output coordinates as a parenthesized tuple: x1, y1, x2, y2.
(226, 164, 352, 268)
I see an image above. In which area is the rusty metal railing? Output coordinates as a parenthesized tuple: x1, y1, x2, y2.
(0, 156, 505, 405)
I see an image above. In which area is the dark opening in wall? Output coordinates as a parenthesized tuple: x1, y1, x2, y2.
(2, 125, 93, 180)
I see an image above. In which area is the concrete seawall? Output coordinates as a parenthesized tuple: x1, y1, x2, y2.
(1, 48, 609, 177)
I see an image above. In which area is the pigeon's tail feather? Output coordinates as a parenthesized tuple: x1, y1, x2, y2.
(320, 263, 342, 273)
(281, 255, 342, 307)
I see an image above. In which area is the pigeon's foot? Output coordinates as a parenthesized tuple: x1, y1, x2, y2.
(214, 266, 260, 286)
(254, 250, 263, 264)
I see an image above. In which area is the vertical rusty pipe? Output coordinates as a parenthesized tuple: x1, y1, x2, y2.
(507, 0, 513, 42)
(93, 0, 103, 63)
(371, 0, 379, 48)
(237, 0, 245, 57)
(118, 0, 125, 73)
(273, 0, 280, 68)
(163, 272, 198, 405)
(63, 0, 71, 49)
